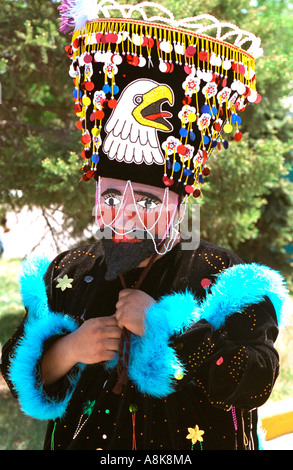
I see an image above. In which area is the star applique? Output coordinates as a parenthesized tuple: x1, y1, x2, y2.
(56, 274, 74, 291)
(186, 425, 205, 445)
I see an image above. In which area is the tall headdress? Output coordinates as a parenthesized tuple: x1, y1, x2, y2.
(59, 0, 263, 200)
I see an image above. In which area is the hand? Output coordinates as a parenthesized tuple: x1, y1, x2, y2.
(115, 289, 156, 336)
(69, 315, 122, 364)
(41, 315, 122, 386)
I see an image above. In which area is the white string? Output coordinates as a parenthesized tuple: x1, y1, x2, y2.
(95, 177, 182, 255)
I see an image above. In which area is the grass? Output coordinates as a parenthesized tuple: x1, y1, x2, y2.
(0, 257, 292, 450)
(0, 257, 47, 450)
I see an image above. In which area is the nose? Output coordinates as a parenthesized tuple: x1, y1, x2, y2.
(113, 204, 137, 232)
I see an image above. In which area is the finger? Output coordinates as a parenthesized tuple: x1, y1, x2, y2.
(103, 350, 118, 362)
(118, 289, 135, 299)
(99, 315, 119, 326)
(104, 338, 121, 351)
(103, 326, 122, 339)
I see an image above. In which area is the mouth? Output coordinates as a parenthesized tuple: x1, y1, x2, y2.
(133, 84, 174, 132)
(112, 231, 142, 243)
(141, 100, 173, 130)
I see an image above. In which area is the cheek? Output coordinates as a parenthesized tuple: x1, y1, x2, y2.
(96, 206, 118, 227)
(143, 210, 175, 236)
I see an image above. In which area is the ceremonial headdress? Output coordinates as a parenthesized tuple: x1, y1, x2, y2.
(59, 0, 263, 200)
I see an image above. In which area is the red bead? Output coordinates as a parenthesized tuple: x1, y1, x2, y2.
(193, 188, 201, 198)
(185, 46, 197, 57)
(81, 133, 91, 145)
(201, 278, 211, 288)
(84, 54, 92, 64)
(184, 65, 192, 75)
(85, 81, 94, 91)
(234, 131, 243, 141)
(177, 144, 188, 155)
(169, 63, 174, 73)
(86, 169, 96, 179)
(238, 64, 246, 75)
(162, 176, 174, 187)
(95, 110, 105, 120)
(81, 149, 90, 160)
(202, 167, 210, 176)
(147, 37, 155, 48)
(72, 38, 80, 49)
(255, 94, 262, 103)
(108, 99, 117, 109)
(201, 150, 208, 165)
(142, 36, 149, 47)
(105, 33, 112, 43)
(74, 103, 82, 114)
(216, 356, 224, 366)
(185, 185, 194, 194)
(199, 50, 208, 61)
(182, 96, 192, 105)
(131, 56, 140, 67)
(213, 122, 221, 132)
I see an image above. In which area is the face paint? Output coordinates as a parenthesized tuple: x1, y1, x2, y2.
(95, 177, 184, 254)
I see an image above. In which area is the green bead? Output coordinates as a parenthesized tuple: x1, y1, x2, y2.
(129, 404, 138, 413)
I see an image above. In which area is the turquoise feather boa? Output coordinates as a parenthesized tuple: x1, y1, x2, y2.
(9, 257, 84, 421)
(128, 262, 289, 398)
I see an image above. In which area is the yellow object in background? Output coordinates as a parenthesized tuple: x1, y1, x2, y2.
(259, 398, 293, 441)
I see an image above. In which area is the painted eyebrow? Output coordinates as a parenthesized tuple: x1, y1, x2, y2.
(101, 189, 122, 196)
(101, 188, 162, 203)
(133, 190, 162, 203)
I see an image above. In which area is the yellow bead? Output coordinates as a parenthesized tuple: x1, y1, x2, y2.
(82, 96, 91, 107)
(174, 371, 184, 380)
(223, 123, 233, 133)
(188, 112, 197, 123)
(91, 127, 100, 136)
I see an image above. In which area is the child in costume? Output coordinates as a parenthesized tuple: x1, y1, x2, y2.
(1, 1, 290, 450)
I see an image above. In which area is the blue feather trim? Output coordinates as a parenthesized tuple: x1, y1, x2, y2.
(19, 256, 52, 319)
(129, 263, 290, 398)
(199, 262, 289, 330)
(9, 257, 84, 421)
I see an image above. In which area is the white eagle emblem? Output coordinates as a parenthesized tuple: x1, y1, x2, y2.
(103, 78, 174, 165)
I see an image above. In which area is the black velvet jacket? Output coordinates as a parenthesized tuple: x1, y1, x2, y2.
(1, 240, 281, 450)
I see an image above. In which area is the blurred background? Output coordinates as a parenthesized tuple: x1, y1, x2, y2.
(0, 0, 292, 450)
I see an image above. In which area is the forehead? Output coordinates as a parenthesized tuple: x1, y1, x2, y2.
(99, 177, 178, 202)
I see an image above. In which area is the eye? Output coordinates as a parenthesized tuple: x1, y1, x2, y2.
(136, 197, 160, 212)
(103, 193, 121, 207)
(133, 94, 143, 105)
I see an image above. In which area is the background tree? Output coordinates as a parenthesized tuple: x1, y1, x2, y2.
(0, 0, 292, 286)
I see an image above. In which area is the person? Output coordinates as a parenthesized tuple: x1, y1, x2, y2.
(0, 217, 8, 258)
(1, 1, 290, 451)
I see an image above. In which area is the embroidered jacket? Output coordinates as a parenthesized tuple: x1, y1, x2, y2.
(1, 240, 289, 450)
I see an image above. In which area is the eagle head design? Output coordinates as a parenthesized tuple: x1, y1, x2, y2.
(103, 79, 174, 165)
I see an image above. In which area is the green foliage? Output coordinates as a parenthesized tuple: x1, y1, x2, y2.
(0, 0, 292, 282)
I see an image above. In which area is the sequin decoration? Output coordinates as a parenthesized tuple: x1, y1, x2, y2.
(186, 425, 204, 449)
(73, 400, 96, 440)
(56, 274, 74, 291)
(129, 404, 138, 450)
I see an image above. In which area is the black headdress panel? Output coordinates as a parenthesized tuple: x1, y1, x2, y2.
(66, 19, 261, 198)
